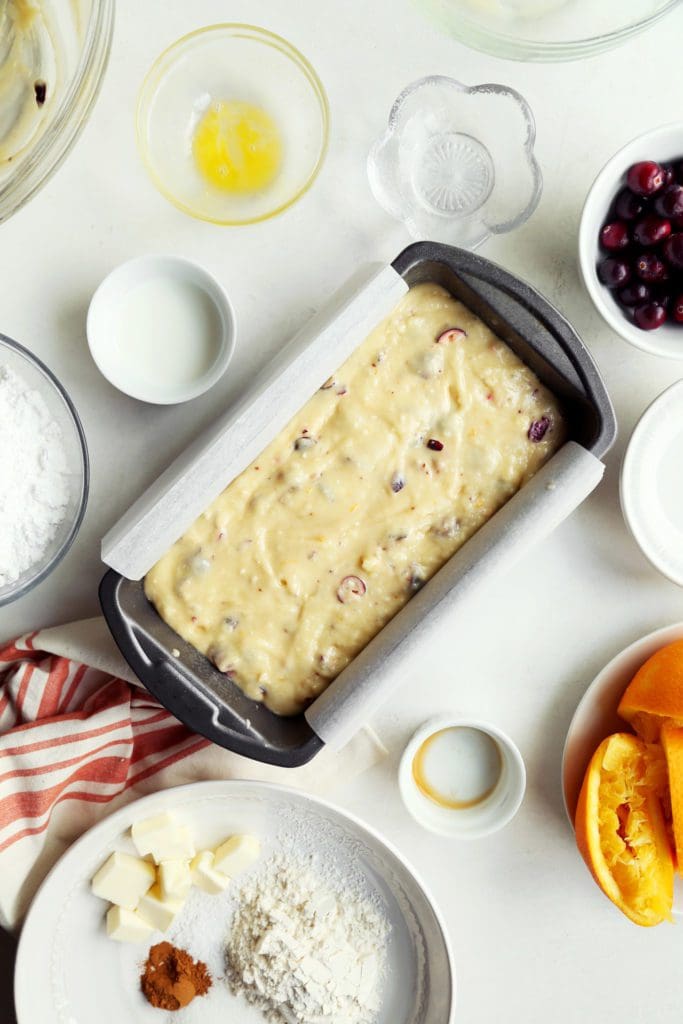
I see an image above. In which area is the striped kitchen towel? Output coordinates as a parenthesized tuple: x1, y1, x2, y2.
(0, 619, 386, 930)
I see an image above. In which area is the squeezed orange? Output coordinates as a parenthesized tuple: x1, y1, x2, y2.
(574, 732, 673, 926)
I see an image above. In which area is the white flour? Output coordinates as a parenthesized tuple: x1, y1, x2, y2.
(0, 364, 70, 585)
(225, 857, 388, 1024)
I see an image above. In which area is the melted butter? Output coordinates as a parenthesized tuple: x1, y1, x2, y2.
(13, 0, 38, 29)
(412, 727, 502, 810)
(145, 282, 566, 716)
(193, 100, 282, 195)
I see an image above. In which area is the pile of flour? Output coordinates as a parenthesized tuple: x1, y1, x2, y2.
(226, 857, 388, 1024)
(0, 364, 70, 586)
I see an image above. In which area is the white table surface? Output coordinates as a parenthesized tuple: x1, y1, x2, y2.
(4, 2, 683, 1022)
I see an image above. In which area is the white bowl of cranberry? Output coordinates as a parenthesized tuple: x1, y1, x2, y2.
(579, 123, 683, 359)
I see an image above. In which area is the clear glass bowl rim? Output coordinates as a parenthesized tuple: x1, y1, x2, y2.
(0, 334, 90, 607)
(416, 0, 682, 61)
(371, 75, 542, 242)
(0, 0, 115, 223)
(135, 22, 330, 226)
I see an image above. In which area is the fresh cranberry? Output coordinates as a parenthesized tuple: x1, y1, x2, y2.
(633, 215, 672, 246)
(528, 417, 551, 442)
(598, 257, 631, 288)
(627, 161, 667, 196)
(599, 221, 630, 251)
(336, 575, 367, 603)
(654, 184, 683, 218)
(672, 160, 683, 185)
(614, 187, 644, 221)
(634, 252, 668, 282)
(651, 285, 673, 310)
(634, 303, 667, 330)
(408, 569, 425, 593)
(617, 282, 650, 307)
(436, 328, 466, 344)
(673, 295, 683, 322)
(663, 233, 683, 269)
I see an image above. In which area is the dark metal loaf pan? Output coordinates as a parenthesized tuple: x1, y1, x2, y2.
(100, 242, 617, 767)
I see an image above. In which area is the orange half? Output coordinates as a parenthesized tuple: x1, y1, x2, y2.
(575, 732, 673, 926)
(661, 722, 683, 874)
(618, 639, 683, 741)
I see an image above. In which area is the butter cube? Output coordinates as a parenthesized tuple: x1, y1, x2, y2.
(159, 859, 192, 902)
(213, 834, 260, 877)
(136, 883, 185, 932)
(91, 851, 155, 909)
(106, 905, 155, 943)
(191, 850, 231, 894)
(131, 812, 195, 864)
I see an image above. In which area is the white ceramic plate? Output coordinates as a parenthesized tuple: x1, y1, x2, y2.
(620, 380, 683, 587)
(561, 622, 683, 913)
(14, 780, 455, 1024)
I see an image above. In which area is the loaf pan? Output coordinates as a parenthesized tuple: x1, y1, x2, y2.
(100, 242, 616, 767)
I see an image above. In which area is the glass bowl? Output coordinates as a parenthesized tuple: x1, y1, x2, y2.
(368, 77, 541, 250)
(0, 0, 114, 223)
(0, 335, 89, 607)
(415, 0, 681, 62)
(136, 24, 329, 226)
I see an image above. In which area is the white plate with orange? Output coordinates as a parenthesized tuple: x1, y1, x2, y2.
(562, 622, 683, 924)
(562, 622, 683, 821)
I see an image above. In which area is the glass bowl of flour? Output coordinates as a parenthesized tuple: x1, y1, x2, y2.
(0, 334, 89, 606)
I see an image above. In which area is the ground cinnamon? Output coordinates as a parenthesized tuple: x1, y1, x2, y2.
(140, 940, 212, 1011)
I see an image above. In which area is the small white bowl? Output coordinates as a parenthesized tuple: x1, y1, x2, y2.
(579, 122, 683, 360)
(87, 255, 235, 404)
(398, 715, 526, 839)
(620, 379, 683, 586)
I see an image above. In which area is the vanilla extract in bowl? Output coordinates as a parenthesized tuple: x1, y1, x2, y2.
(412, 727, 503, 810)
(399, 715, 526, 838)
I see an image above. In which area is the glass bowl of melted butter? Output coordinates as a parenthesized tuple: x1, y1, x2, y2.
(136, 24, 329, 226)
(399, 715, 527, 838)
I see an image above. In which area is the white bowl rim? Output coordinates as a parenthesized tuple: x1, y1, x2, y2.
(86, 254, 236, 404)
(578, 120, 683, 360)
(619, 378, 683, 586)
(398, 714, 526, 839)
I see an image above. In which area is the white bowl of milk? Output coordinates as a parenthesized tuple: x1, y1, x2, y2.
(87, 255, 235, 404)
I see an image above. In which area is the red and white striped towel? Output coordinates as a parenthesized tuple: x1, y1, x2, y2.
(0, 619, 385, 930)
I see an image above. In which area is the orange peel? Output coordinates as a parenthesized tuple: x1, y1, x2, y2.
(575, 732, 673, 926)
(618, 639, 683, 741)
(661, 722, 683, 874)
